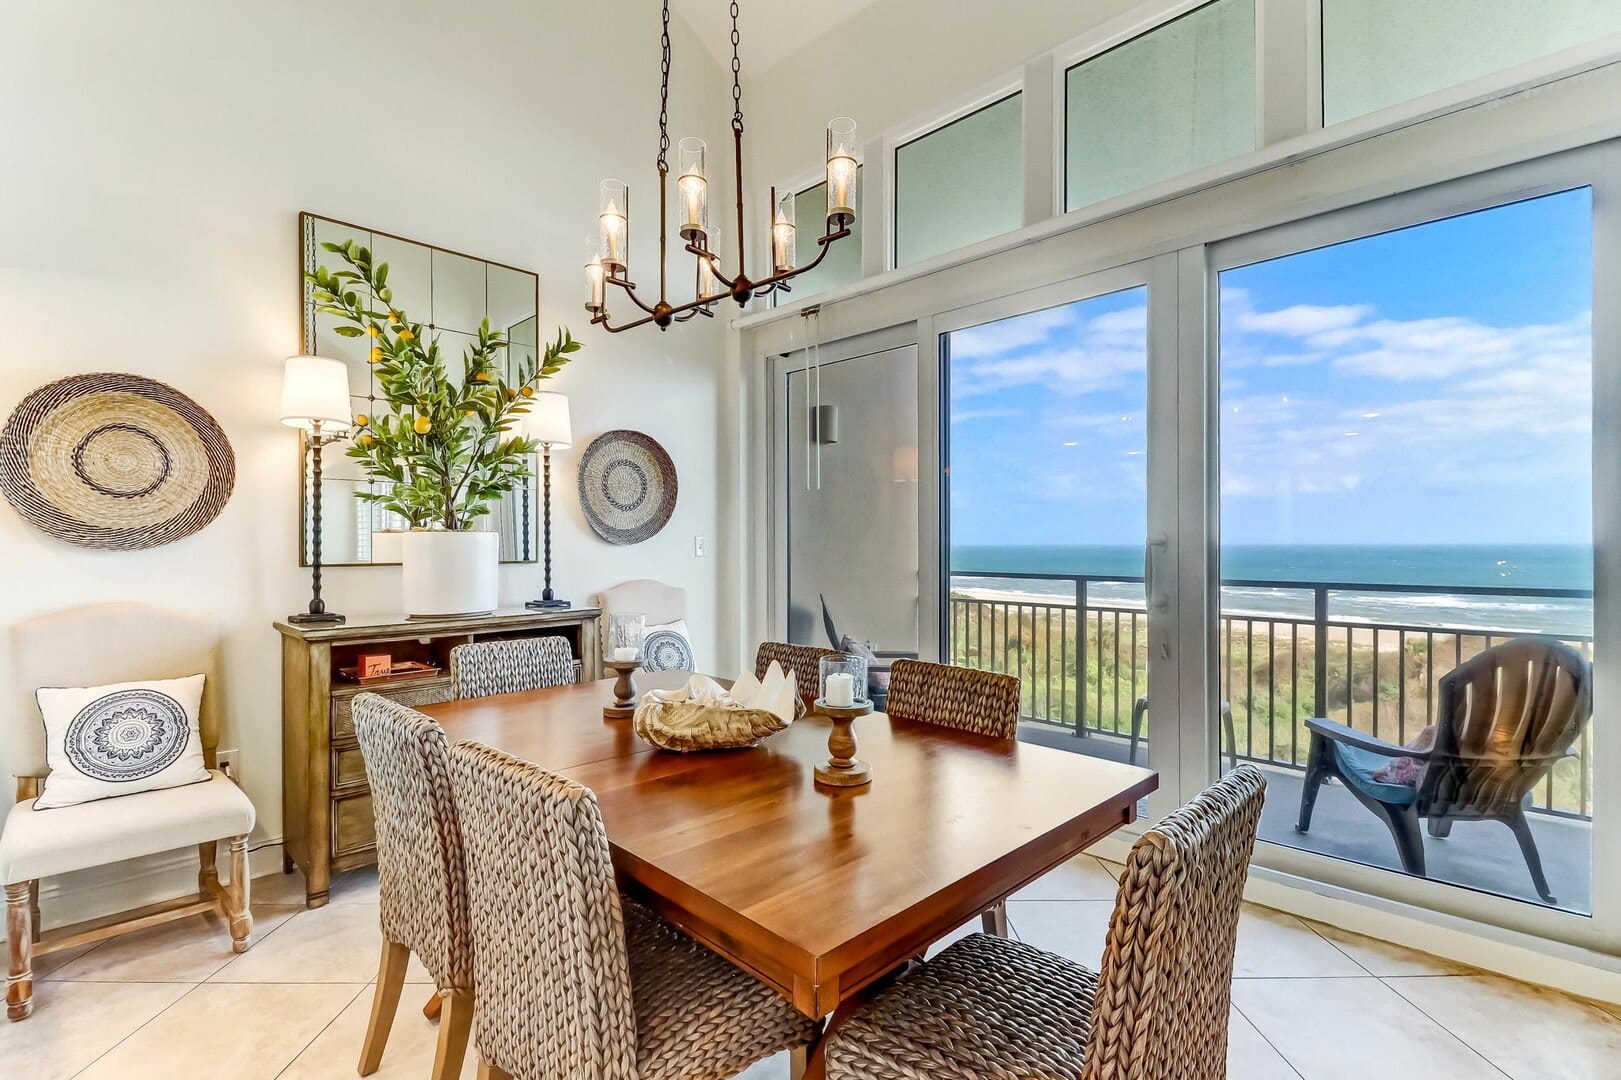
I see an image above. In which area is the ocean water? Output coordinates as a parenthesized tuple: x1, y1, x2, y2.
(951, 544, 1594, 637)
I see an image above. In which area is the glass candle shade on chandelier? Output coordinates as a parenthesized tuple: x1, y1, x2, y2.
(585, 0, 858, 333)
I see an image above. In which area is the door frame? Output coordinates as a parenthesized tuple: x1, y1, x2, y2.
(1203, 140, 1621, 951)
(929, 253, 1185, 824)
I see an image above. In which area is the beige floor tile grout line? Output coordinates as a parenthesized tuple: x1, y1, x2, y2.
(272, 984, 373, 1080)
(1229, 1000, 1307, 1080)
(69, 980, 208, 1079)
(1377, 977, 1515, 1080)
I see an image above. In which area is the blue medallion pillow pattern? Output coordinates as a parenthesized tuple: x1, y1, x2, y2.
(34, 674, 208, 810)
(641, 618, 695, 672)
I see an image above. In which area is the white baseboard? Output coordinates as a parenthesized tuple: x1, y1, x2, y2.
(2, 838, 288, 942)
(1087, 833, 1621, 1005)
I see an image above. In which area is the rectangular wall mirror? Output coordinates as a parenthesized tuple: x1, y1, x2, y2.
(298, 212, 541, 566)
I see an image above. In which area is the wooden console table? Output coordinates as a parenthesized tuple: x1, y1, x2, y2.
(275, 607, 600, 907)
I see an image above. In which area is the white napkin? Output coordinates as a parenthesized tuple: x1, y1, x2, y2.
(643, 662, 798, 726)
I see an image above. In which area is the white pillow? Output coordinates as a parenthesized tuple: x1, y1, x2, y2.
(641, 619, 695, 672)
(34, 674, 209, 810)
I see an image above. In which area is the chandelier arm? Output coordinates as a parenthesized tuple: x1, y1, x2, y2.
(684, 241, 737, 290)
(595, 289, 722, 333)
(749, 224, 851, 291)
(606, 277, 662, 318)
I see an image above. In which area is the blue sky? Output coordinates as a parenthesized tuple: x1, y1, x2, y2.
(949, 188, 1593, 549)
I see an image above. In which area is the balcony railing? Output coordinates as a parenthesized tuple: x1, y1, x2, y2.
(949, 571, 1595, 820)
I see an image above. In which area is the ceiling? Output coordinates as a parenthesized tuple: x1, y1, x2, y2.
(671, 0, 890, 74)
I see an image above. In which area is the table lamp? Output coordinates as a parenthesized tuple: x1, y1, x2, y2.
(524, 391, 572, 610)
(282, 354, 353, 625)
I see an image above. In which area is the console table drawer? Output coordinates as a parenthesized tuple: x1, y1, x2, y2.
(331, 679, 454, 739)
(332, 792, 376, 858)
(332, 745, 368, 792)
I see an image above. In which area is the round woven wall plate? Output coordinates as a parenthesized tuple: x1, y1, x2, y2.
(0, 373, 236, 550)
(577, 429, 677, 545)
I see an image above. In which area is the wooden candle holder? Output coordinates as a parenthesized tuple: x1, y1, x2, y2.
(813, 698, 874, 788)
(603, 659, 641, 720)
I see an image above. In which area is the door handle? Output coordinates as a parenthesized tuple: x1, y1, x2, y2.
(1144, 536, 1170, 615)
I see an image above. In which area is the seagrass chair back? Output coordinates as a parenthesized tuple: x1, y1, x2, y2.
(754, 641, 840, 706)
(351, 694, 472, 992)
(1082, 764, 1266, 1080)
(885, 658, 1020, 739)
(448, 740, 639, 1079)
(1417, 637, 1590, 820)
(449, 637, 579, 699)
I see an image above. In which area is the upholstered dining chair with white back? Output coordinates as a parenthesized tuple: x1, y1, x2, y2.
(1, 603, 255, 1021)
(597, 579, 693, 672)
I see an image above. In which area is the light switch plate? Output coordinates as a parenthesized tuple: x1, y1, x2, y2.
(694, 535, 707, 557)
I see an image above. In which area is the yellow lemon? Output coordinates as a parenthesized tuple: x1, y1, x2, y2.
(519, 385, 533, 398)
(365, 325, 380, 338)
(473, 371, 492, 383)
(354, 414, 369, 427)
(356, 433, 375, 447)
(368, 347, 383, 364)
(398, 328, 416, 341)
(463, 408, 477, 418)
(413, 415, 432, 435)
(505, 388, 517, 400)
(388, 310, 401, 325)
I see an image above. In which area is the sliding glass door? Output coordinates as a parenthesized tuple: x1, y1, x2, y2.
(937, 258, 1184, 815)
(1209, 151, 1616, 940)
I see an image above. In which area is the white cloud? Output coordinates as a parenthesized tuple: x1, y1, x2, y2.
(1236, 303, 1373, 336)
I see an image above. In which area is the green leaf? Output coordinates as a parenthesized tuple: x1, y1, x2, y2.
(332, 325, 365, 338)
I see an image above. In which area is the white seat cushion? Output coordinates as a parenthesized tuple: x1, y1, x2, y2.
(1, 769, 254, 884)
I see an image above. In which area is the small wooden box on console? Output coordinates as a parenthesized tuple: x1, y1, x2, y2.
(275, 607, 601, 907)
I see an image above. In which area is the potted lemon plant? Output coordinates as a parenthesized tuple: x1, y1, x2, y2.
(307, 239, 580, 615)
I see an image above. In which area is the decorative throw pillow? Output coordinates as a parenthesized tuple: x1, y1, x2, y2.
(838, 635, 890, 700)
(641, 619, 695, 672)
(1371, 724, 1437, 788)
(33, 674, 209, 810)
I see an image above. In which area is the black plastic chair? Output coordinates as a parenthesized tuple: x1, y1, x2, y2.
(1295, 637, 1590, 904)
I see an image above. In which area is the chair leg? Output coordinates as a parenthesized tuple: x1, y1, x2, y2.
(980, 902, 1009, 937)
(1221, 701, 1238, 773)
(1296, 734, 1330, 833)
(790, 1044, 810, 1080)
(198, 839, 219, 894)
(1129, 696, 1147, 765)
(1377, 803, 1426, 877)
(1428, 816, 1454, 839)
(1506, 811, 1557, 905)
(225, 836, 252, 952)
(6, 882, 33, 1021)
(358, 940, 410, 1075)
(424, 991, 443, 1020)
(431, 989, 474, 1080)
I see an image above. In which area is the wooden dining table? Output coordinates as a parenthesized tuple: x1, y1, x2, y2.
(423, 670, 1158, 1076)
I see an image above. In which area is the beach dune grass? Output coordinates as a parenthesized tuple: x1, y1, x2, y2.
(947, 593, 1591, 818)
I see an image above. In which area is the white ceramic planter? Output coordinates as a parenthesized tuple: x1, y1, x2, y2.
(401, 530, 498, 617)
(369, 529, 406, 564)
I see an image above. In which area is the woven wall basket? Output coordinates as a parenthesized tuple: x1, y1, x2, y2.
(577, 429, 677, 545)
(0, 372, 236, 550)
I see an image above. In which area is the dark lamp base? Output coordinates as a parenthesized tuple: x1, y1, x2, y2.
(288, 611, 345, 625)
(526, 598, 572, 610)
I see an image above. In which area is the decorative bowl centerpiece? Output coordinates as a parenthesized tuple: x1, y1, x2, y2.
(633, 664, 799, 752)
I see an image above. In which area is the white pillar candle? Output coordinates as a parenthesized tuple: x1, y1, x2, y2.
(825, 672, 855, 707)
(613, 646, 638, 663)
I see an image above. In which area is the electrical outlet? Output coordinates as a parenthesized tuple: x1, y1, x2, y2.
(694, 535, 707, 557)
(216, 748, 238, 777)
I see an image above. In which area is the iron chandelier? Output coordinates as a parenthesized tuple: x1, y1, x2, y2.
(586, 0, 859, 333)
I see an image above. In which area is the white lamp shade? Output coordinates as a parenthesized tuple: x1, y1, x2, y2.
(525, 391, 572, 448)
(280, 355, 352, 431)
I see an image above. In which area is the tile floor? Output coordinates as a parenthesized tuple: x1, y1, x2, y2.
(6, 854, 1620, 1079)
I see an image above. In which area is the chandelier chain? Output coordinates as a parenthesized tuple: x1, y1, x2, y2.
(657, 0, 672, 175)
(730, 0, 744, 135)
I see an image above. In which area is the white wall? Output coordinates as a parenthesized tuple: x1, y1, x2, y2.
(0, 0, 733, 922)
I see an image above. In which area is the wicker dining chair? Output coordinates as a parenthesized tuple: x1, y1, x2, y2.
(825, 765, 1267, 1080)
(885, 658, 1022, 934)
(449, 636, 580, 699)
(447, 740, 818, 1080)
(351, 694, 475, 1080)
(755, 641, 840, 708)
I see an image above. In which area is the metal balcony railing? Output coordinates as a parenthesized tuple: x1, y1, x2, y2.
(948, 571, 1595, 820)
